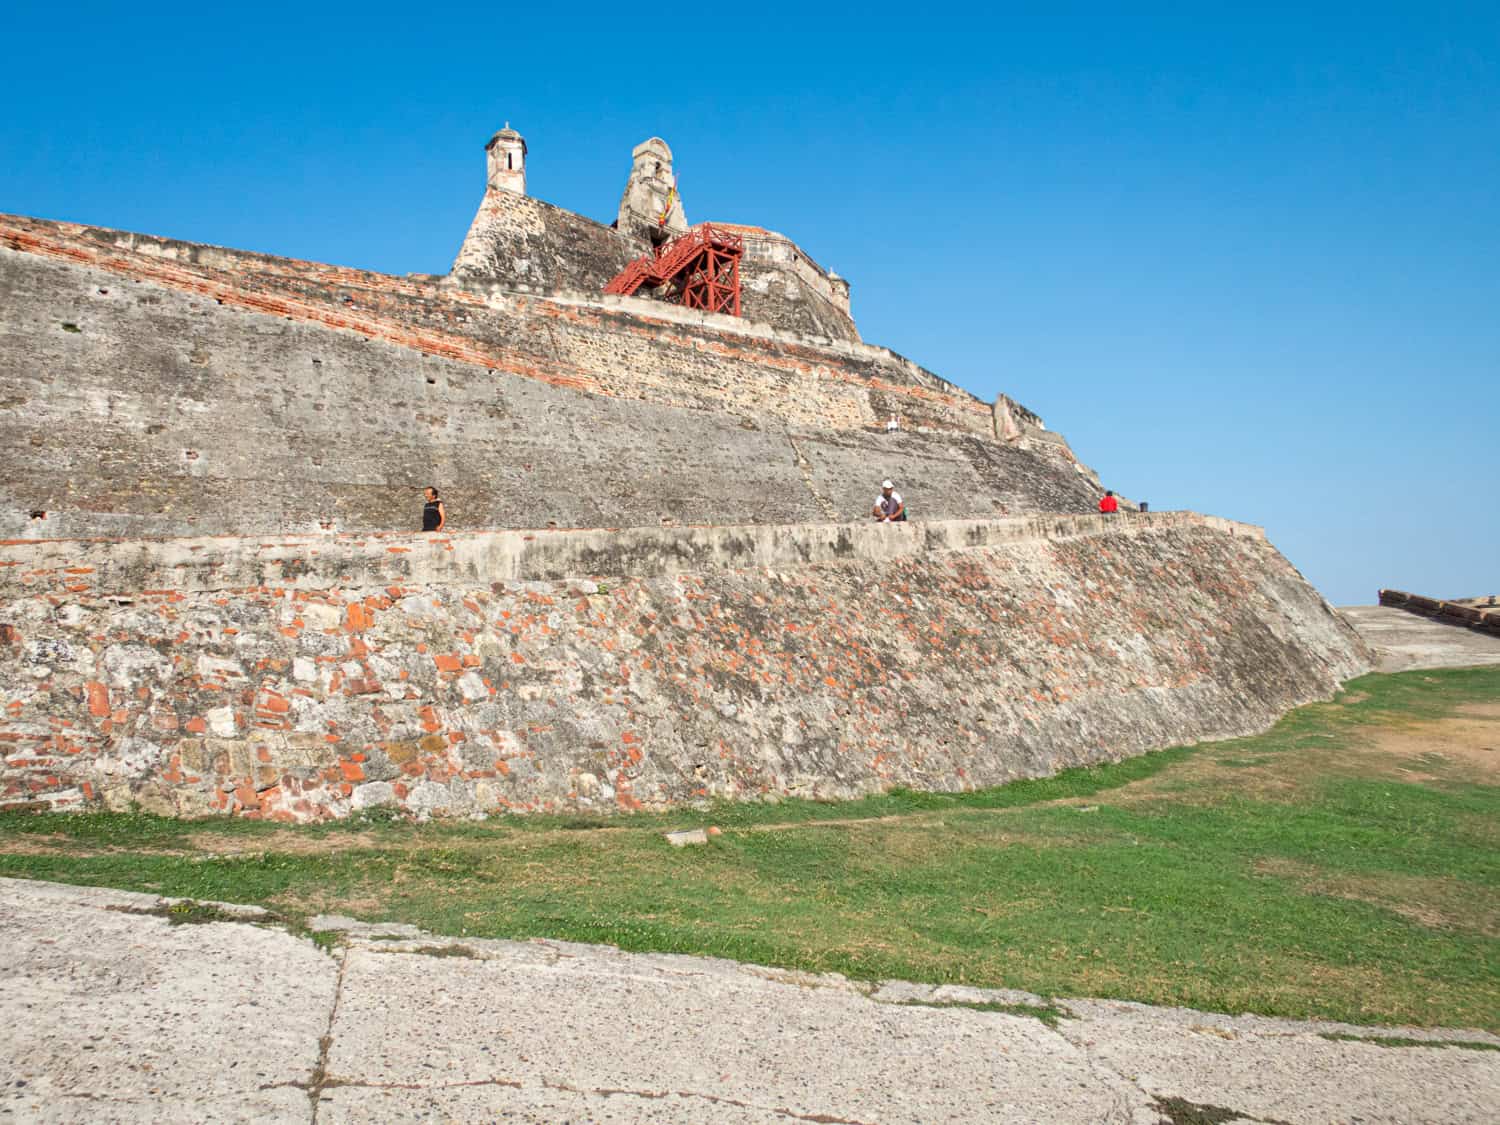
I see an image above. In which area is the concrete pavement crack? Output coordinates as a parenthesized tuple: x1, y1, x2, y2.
(318, 1077, 525, 1092)
(1019, 1008, 1174, 1125)
(306, 941, 351, 1123)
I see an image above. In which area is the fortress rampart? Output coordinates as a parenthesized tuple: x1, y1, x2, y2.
(1, 214, 1096, 540)
(0, 128, 1376, 823)
(450, 133, 861, 342)
(0, 514, 1370, 820)
(450, 189, 643, 298)
(711, 223, 857, 342)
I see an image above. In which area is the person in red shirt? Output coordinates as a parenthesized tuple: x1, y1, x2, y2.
(1099, 490, 1119, 514)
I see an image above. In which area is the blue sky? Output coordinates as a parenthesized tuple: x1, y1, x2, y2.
(3, 2, 1495, 605)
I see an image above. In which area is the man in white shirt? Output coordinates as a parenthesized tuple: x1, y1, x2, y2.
(872, 479, 906, 522)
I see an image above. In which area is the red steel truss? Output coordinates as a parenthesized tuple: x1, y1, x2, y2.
(604, 224, 743, 317)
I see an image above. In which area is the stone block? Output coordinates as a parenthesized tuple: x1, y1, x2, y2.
(351, 781, 395, 810)
(383, 741, 420, 766)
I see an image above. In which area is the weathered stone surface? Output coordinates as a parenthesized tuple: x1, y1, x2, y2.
(0, 142, 1371, 831)
(322, 937, 1159, 1125)
(1337, 605, 1500, 672)
(1056, 998, 1500, 1125)
(615, 136, 689, 243)
(0, 514, 1369, 820)
(719, 221, 860, 342)
(0, 878, 333, 1122)
(452, 187, 644, 295)
(0, 215, 1094, 540)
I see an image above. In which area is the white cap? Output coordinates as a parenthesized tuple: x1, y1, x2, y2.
(881, 479, 894, 489)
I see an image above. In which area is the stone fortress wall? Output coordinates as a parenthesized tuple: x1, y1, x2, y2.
(0, 213, 1100, 540)
(715, 223, 858, 343)
(450, 190, 643, 297)
(0, 126, 1374, 820)
(0, 514, 1370, 820)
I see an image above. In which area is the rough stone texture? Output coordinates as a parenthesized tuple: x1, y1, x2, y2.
(0, 510, 1245, 598)
(1, 215, 1095, 540)
(2, 219, 1104, 543)
(483, 126, 527, 197)
(450, 187, 643, 294)
(450, 195, 862, 341)
(455, 132, 855, 340)
(0, 161, 1374, 837)
(5, 877, 1496, 1124)
(1057, 998, 1500, 1125)
(0, 514, 1370, 820)
(321, 937, 1159, 1125)
(615, 136, 689, 243)
(719, 222, 860, 343)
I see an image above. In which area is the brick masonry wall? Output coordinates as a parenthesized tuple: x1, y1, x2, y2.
(1, 216, 1100, 539)
(0, 515, 1372, 820)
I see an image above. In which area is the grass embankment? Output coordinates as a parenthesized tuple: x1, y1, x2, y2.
(2, 667, 1497, 1030)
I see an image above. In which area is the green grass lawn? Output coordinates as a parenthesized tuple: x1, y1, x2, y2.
(3, 666, 1497, 1030)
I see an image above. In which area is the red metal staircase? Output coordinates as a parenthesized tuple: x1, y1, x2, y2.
(604, 224, 744, 317)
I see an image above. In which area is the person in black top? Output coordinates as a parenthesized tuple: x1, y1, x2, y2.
(422, 487, 446, 532)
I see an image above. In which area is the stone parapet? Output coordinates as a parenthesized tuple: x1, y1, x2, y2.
(0, 512, 1263, 599)
(710, 223, 858, 342)
(1378, 589, 1500, 638)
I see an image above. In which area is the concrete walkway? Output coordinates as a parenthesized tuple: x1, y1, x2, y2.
(1339, 605, 1500, 672)
(2, 879, 1496, 1124)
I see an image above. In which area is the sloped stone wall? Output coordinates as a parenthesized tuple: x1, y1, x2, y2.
(720, 223, 860, 343)
(0, 217, 1097, 540)
(451, 190, 643, 295)
(0, 514, 1371, 820)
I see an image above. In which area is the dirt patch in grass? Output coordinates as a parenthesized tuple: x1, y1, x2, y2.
(0, 834, 98, 856)
(1101, 703, 1500, 810)
(1254, 858, 1499, 937)
(270, 890, 387, 920)
(1371, 716, 1500, 783)
(743, 813, 912, 834)
(1454, 702, 1500, 720)
(0, 835, 200, 860)
(185, 830, 385, 855)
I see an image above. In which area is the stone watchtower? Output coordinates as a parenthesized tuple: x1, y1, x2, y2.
(485, 126, 527, 196)
(617, 137, 687, 245)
